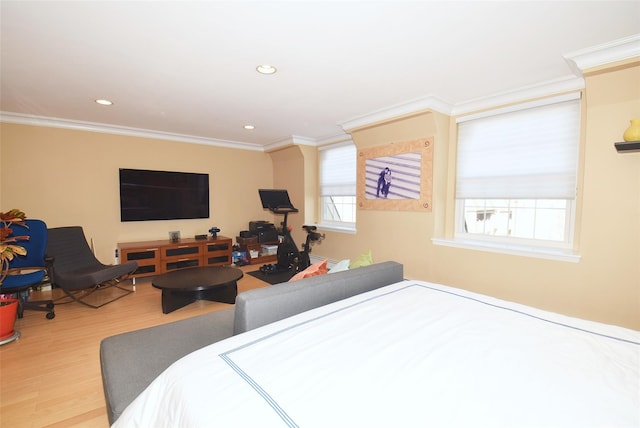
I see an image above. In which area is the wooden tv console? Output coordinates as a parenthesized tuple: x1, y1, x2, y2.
(118, 236, 232, 279)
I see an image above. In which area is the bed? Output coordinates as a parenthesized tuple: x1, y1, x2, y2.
(113, 280, 640, 427)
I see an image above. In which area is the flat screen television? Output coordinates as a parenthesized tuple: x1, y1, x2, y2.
(119, 168, 210, 222)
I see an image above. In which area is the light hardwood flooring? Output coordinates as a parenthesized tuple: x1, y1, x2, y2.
(0, 265, 269, 428)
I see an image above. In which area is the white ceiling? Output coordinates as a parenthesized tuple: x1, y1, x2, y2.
(1, 1, 639, 151)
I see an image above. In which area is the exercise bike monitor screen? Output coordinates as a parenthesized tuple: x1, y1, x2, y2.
(258, 189, 298, 212)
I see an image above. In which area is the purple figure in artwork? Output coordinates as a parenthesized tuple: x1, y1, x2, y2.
(376, 167, 392, 198)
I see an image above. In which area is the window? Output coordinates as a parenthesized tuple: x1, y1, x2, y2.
(455, 93, 581, 253)
(319, 142, 356, 230)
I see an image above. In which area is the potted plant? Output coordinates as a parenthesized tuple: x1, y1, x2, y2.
(0, 209, 28, 344)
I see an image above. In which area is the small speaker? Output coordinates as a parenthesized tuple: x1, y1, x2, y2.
(258, 229, 278, 243)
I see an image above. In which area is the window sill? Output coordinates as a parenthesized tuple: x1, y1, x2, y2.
(431, 238, 581, 263)
(315, 223, 356, 234)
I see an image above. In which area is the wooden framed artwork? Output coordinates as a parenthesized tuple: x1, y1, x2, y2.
(357, 137, 433, 211)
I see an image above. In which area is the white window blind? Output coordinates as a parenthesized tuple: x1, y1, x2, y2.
(319, 143, 356, 196)
(456, 94, 581, 200)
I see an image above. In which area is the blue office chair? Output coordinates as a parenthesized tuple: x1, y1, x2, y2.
(1, 219, 55, 319)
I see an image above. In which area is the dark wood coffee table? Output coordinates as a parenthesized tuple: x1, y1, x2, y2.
(152, 266, 243, 314)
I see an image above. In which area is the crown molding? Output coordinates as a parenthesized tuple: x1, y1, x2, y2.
(451, 75, 585, 117)
(0, 111, 265, 152)
(564, 33, 640, 72)
(290, 135, 317, 146)
(338, 75, 586, 130)
(263, 134, 319, 152)
(338, 95, 454, 132)
(340, 35, 637, 130)
(264, 132, 354, 152)
(315, 133, 353, 147)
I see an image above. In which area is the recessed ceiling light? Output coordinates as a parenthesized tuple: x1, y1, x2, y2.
(95, 99, 113, 106)
(256, 64, 277, 75)
(244, 124, 255, 130)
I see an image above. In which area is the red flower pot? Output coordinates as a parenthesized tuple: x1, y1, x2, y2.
(0, 297, 19, 343)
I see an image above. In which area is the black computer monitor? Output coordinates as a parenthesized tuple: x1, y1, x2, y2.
(258, 189, 297, 212)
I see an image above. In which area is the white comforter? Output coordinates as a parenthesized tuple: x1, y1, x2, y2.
(114, 280, 640, 427)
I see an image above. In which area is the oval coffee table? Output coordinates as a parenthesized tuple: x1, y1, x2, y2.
(152, 266, 243, 314)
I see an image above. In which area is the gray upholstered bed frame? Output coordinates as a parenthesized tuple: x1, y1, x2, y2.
(100, 261, 403, 424)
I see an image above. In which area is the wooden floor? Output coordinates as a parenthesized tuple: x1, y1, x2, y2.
(0, 265, 269, 428)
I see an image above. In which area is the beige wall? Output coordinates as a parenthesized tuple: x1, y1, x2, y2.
(268, 144, 320, 249)
(1, 62, 638, 329)
(0, 124, 274, 263)
(268, 146, 307, 246)
(316, 111, 444, 278)
(311, 63, 640, 330)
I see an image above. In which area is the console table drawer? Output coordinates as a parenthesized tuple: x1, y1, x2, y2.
(132, 263, 160, 277)
(162, 256, 201, 272)
(120, 247, 160, 278)
(204, 238, 232, 266)
(162, 244, 201, 259)
(123, 248, 158, 261)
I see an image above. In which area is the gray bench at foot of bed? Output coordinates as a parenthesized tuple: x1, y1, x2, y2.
(100, 308, 235, 426)
(100, 261, 403, 425)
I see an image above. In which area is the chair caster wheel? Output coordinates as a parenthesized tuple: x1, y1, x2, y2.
(46, 312, 55, 320)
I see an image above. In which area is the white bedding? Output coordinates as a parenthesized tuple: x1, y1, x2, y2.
(114, 280, 640, 427)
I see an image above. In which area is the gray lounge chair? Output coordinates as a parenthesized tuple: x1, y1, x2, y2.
(46, 226, 137, 308)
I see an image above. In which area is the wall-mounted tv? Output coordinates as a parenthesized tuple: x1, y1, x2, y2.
(119, 168, 210, 222)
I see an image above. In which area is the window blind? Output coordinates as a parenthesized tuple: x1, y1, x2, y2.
(455, 94, 581, 200)
(319, 143, 356, 196)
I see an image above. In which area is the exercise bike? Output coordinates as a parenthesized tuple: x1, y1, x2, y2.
(275, 223, 324, 272)
(259, 212, 324, 275)
(258, 189, 324, 275)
